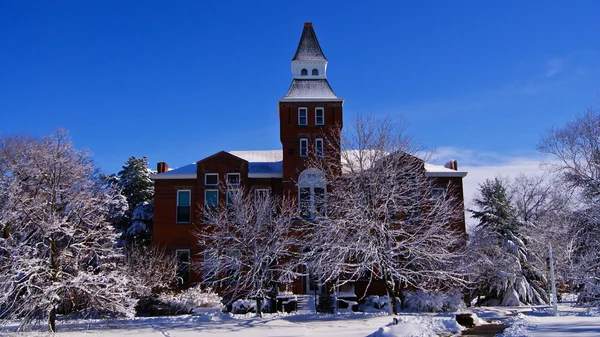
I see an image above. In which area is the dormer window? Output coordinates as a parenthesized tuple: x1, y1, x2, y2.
(301, 69, 308, 76)
(312, 69, 318, 75)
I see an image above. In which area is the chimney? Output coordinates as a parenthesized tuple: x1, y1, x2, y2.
(444, 160, 458, 171)
(304, 22, 312, 27)
(157, 162, 169, 174)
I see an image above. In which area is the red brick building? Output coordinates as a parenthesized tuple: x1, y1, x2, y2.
(151, 23, 467, 295)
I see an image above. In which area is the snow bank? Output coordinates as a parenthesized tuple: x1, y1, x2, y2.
(157, 286, 223, 314)
(369, 315, 463, 337)
(499, 312, 537, 337)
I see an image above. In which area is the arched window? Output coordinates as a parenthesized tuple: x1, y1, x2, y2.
(312, 69, 318, 76)
(298, 168, 326, 219)
(301, 69, 308, 76)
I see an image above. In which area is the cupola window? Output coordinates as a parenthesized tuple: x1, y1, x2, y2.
(301, 69, 308, 76)
(312, 69, 318, 75)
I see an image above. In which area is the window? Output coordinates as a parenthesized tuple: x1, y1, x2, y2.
(298, 168, 326, 219)
(203, 249, 219, 281)
(315, 138, 324, 157)
(432, 188, 446, 200)
(226, 189, 240, 205)
(300, 138, 308, 157)
(226, 173, 240, 186)
(315, 108, 324, 125)
(205, 173, 218, 186)
(204, 189, 218, 220)
(298, 108, 308, 125)
(312, 68, 318, 75)
(176, 190, 191, 223)
(301, 68, 308, 76)
(254, 189, 269, 201)
(176, 250, 190, 284)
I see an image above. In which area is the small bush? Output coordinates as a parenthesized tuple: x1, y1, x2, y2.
(137, 285, 222, 316)
(403, 290, 464, 312)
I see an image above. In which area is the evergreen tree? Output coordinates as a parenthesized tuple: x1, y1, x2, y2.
(468, 178, 549, 306)
(115, 156, 155, 245)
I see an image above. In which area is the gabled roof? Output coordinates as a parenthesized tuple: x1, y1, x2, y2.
(292, 23, 327, 62)
(283, 79, 339, 100)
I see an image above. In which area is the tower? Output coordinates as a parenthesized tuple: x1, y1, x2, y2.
(279, 23, 344, 217)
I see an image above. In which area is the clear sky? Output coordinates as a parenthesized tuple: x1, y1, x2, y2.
(1, 0, 599, 185)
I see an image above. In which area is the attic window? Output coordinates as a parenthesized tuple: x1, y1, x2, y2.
(301, 69, 308, 76)
(312, 69, 318, 75)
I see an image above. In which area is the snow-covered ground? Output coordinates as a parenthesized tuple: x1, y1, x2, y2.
(2, 304, 600, 336)
(1, 311, 462, 337)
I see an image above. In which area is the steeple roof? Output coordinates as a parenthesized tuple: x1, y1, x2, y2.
(292, 23, 327, 62)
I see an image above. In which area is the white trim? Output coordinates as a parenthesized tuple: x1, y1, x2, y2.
(299, 138, 308, 157)
(279, 98, 344, 103)
(226, 173, 241, 186)
(315, 107, 324, 125)
(425, 171, 468, 178)
(298, 107, 308, 126)
(315, 138, 324, 157)
(176, 190, 191, 223)
(248, 172, 283, 178)
(205, 173, 219, 186)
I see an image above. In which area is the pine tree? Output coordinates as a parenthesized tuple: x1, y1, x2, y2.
(115, 156, 154, 245)
(469, 178, 549, 306)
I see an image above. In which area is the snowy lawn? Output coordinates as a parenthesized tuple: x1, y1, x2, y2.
(1, 311, 463, 337)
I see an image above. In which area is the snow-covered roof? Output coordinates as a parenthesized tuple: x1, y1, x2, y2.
(282, 79, 340, 100)
(151, 151, 466, 180)
(229, 150, 283, 162)
(149, 163, 196, 179)
(424, 163, 467, 177)
(292, 23, 327, 62)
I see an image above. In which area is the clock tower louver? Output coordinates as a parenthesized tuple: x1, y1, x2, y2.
(279, 22, 344, 197)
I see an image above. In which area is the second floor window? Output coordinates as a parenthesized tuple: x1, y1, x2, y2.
(298, 108, 308, 125)
(315, 108, 324, 125)
(204, 189, 218, 220)
(176, 190, 191, 223)
(300, 138, 308, 157)
(226, 173, 240, 186)
(205, 173, 218, 186)
(315, 138, 324, 157)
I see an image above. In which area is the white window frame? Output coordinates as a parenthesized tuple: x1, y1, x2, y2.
(203, 248, 219, 280)
(315, 107, 324, 125)
(432, 188, 446, 200)
(205, 173, 219, 186)
(298, 168, 327, 219)
(254, 189, 270, 201)
(176, 189, 191, 223)
(300, 138, 308, 157)
(298, 107, 308, 126)
(315, 138, 324, 157)
(204, 189, 219, 220)
(226, 173, 241, 186)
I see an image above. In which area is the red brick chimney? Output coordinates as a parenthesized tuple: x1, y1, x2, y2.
(157, 162, 169, 174)
(444, 160, 458, 171)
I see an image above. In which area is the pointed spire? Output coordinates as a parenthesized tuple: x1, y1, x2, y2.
(292, 22, 327, 61)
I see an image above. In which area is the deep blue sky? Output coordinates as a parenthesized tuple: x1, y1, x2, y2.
(1, 1, 599, 174)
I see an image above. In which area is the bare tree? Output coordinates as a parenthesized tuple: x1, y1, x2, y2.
(0, 130, 135, 332)
(125, 244, 178, 299)
(538, 107, 600, 303)
(195, 186, 300, 317)
(301, 115, 467, 314)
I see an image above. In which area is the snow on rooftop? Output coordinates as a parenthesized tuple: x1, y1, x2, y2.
(229, 150, 283, 162)
(283, 79, 339, 99)
(292, 23, 327, 62)
(160, 163, 196, 175)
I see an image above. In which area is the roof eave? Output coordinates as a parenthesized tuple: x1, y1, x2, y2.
(424, 172, 468, 178)
(151, 174, 197, 180)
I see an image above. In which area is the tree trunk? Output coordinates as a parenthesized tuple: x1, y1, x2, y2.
(256, 297, 263, 318)
(48, 306, 56, 333)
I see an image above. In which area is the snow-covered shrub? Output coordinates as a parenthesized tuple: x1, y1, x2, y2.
(358, 295, 389, 312)
(231, 298, 272, 314)
(403, 290, 465, 312)
(137, 285, 222, 316)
